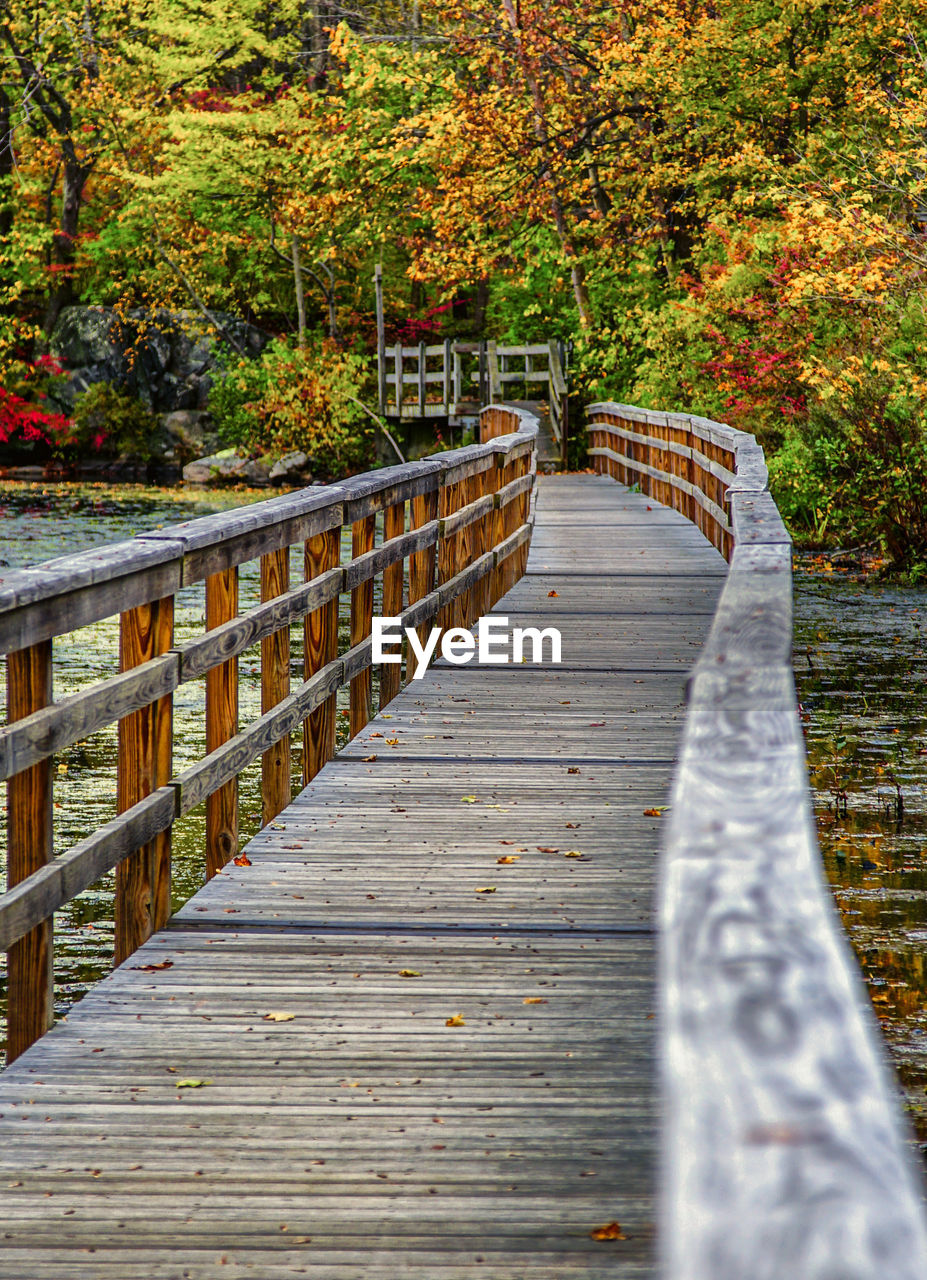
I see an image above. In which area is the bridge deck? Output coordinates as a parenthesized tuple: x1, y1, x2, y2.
(0, 475, 726, 1279)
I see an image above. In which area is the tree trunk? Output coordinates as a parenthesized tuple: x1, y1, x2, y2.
(43, 158, 90, 335)
(291, 234, 307, 348)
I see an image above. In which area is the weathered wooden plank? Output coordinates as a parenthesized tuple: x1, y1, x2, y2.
(205, 568, 239, 877)
(343, 520, 437, 591)
(304, 529, 340, 783)
(115, 597, 174, 967)
(5, 640, 54, 1061)
(0, 653, 179, 784)
(173, 662, 343, 815)
(379, 500, 406, 710)
(349, 513, 376, 737)
(0, 789, 177, 954)
(178, 570, 342, 682)
(259, 549, 291, 825)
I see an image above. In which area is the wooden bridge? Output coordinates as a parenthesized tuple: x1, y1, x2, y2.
(1, 402, 926, 1277)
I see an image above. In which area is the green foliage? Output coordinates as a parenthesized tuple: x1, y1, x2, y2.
(209, 337, 375, 480)
(65, 383, 159, 459)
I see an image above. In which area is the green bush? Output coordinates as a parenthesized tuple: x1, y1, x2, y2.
(65, 383, 159, 458)
(209, 338, 375, 480)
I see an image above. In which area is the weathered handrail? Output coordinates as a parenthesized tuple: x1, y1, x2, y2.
(587, 402, 927, 1277)
(377, 337, 568, 426)
(1, 405, 538, 1061)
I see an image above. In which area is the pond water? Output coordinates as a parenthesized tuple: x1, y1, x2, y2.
(794, 568, 927, 1157)
(0, 482, 365, 1063)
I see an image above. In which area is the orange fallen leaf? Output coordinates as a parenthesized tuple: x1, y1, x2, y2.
(591, 1222, 627, 1241)
(497, 855, 520, 864)
(567, 767, 580, 774)
(233, 854, 252, 867)
(643, 806, 669, 817)
(131, 960, 173, 972)
(363, 754, 378, 762)
(547, 589, 559, 597)
(537, 846, 559, 854)
(523, 997, 547, 1004)
(445, 1014, 466, 1027)
(499, 840, 514, 845)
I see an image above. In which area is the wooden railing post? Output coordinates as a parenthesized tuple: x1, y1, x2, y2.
(380, 500, 406, 710)
(349, 513, 376, 737)
(304, 525, 341, 782)
(116, 596, 173, 966)
(6, 640, 54, 1061)
(410, 487, 439, 657)
(205, 567, 238, 877)
(394, 342, 403, 415)
(442, 338, 452, 413)
(260, 548, 290, 825)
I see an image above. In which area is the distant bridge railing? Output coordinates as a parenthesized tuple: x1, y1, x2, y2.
(0, 405, 538, 1062)
(376, 338, 568, 442)
(586, 402, 927, 1278)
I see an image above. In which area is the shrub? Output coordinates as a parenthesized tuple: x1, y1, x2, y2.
(65, 383, 159, 458)
(0, 356, 71, 457)
(209, 338, 375, 480)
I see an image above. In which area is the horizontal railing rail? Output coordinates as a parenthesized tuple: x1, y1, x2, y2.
(586, 402, 927, 1279)
(1, 405, 538, 1062)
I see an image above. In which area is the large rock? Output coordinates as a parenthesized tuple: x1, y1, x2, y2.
(49, 306, 270, 414)
(183, 450, 271, 486)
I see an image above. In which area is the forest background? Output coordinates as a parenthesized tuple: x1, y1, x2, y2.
(3, 0, 927, 569)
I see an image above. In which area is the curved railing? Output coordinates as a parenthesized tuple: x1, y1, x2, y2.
(587, 402, 927, 1279)
(0, 406, 537, 1061)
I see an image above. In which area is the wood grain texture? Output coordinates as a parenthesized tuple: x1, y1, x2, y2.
(260, 549, 291, 826)
(205, 568, 239, 877)
(349, 513, 376, 738)
(304, 527, 341, 784)
(5, 640, 54, 1061)
(585, 398, 927, 1279)
(0, 474, 704, 1280)
(115, 598, 174, 967)
(379, 500, 406, 710)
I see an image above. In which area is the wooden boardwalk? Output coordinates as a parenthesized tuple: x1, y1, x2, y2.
(0, 475, 726, 1279)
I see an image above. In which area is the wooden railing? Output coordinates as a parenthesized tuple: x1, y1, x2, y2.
(0, 405, 537, 1062)
(587, 402, 927, 1277)
(376, 336, 568, 435)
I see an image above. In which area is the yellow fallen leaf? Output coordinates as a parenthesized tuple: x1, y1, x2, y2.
(445, 1014, 466, 1027)
(565, 850, 584, 858)
(460, 796, 478, 803)
(176, 1079, 210, 1089)
(399, 969, 421, 978)
(591, 1221, 627, 1241)
(475, 886, 497, 894)
(386, 738, 400, 745)
(263, 1011, 296, 1022)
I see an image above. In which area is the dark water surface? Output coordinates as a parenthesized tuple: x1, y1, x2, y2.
(0, 482, 362, 1063)
(794, 568, 927, 1153)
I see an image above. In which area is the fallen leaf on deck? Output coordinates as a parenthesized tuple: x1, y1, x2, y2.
(567, 767, 580, 774)
(589, 722, 605, 727)
(233, 854, 251, 867)
(460, 796, 478, 803)
(176, 1079, 210, 1089)
(369, 732, 383, 738)
(386, 738, 400, 745)
(497, 855, 520, 864)
(643, 807, 669, 817)
(500, 839, 514, 845)
(564, 851, 584, 858)
(445, 1014, 466, 1027)
(591, 1222, 627, 1241)
(475, 886, 497, 893)
(363, 755, 377, 762)
(547, 590, 559, 597)
(399, 970, 421, 978)
(565, 822, 580, 828)
(537, 846, 559, 854)
(271, 822, 286, 830)
(523, 997, 547, 1004)
(263, 1011, 296, 1022)
(131, 960, 173, 971)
